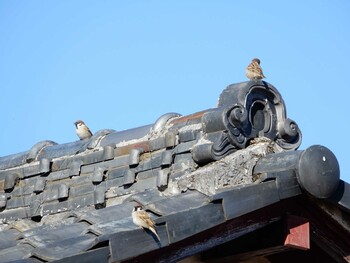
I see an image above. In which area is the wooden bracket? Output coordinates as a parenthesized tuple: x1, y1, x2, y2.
(284, 214, 310, 250)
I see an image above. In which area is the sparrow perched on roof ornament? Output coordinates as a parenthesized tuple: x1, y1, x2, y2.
(74, 120, 93, 140)
(132, 205, 160, 241)
(246, 58, 266, 81)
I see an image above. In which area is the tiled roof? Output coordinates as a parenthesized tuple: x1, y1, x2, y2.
(0, 81, 348, 262)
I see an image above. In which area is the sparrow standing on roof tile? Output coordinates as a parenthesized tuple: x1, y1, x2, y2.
(132, 205, 160, 241)
(74, 120, 93, 140)
(246, 58, 266, 81)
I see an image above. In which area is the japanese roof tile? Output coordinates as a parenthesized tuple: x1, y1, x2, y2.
(85, 216, 135, 236)
(0, 244, 33, 262)
(147, 190, 210, 216)
(51, 247, 110, 263)
(0, 229, 20, 250)
(75, 202, 134, 225)
(109, 224, 169, 262)
(31, 235, 98, 261)
(18, 222, 88, 247)
(7, 219, 39, 233)
(100, 125, 152, 148)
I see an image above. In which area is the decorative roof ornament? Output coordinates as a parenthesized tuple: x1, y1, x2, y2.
(192, 81, 301, 165)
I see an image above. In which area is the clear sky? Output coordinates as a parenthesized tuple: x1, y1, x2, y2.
(1, 1, 349, 183)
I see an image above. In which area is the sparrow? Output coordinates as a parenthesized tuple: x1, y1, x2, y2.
(246, 58, 266, 80)
(74, 120, 93, 140)
(132, 205, 160, 240)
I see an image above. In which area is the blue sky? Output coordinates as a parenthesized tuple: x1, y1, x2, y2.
(1, 1, 349, 183)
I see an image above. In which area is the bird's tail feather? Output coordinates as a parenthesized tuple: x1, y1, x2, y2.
(150, 227, 160, 241)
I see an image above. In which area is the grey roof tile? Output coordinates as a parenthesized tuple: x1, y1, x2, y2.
(123, 169, 135, 185)
(164, 131, 178, 148)
(29, 196, 43, 218)
(128, 148, 143, 167)
(79, 151, 107, 166)
(80, 155, 129, 175)
(70, 174, 94, 186)
(134, 152, 163, 173)
(86, 216, 135, 236)
(160, 150, 173, 167)
(11, 184, 35, 197)
(67, 193, 95, 210)
(148, 190, 210, 216)
(51, 155, 87, 174)
(46, 169, 70, 182)
(211, 181, 280, 220)
(126, 176, 157, 193)
(152, 112, 182, 132)
(136, 168, 159, 181)
(0, 194, 7, 208)
(74, 202, 134, 225)
(18, 222, 88, 247)
(0, 151, 28, 171)
(7, 195, 32, 209)
(105, 195, 131, 207)
(60, 207, 94, 223)
(7, 219, 39, 232)
(39, 210, 77, 225)
(173, 140, 196, 154)
(100, 124, 152, 148)
(0, 229, 20, 250)
(105, 176, 158, 199)
(69, 184, 95, 198)
(109, 224, 168, 262)
(38, 141, 88, 160)
(0, 207, 31, 221)
(85, 130, 116, 150)
(156, 168, 169, 189)
(91, 166, 105, 183)
(51, 247, 110, 263)
(33, 178, 45, 194)
(38, 158, 51, 174)
(107, 166, 127, 180)
(26, 141, 57, 164)
(149, 137, 166, 152)
(41, 200, 67, 216)
(31, 235, 98, 261)
(42, 184, 69, 203)
(178, 127, 200, 143)
(4, 173, 20, 191)
(22, 164, 42, 178)
(0, 244, 33, 262)
(68, 159, 83, 176)
(275, 170, 302, 199)
(127, 188, 165, 206)
(104, 177, 124, 189)
(101, 145, 115, 160)
(93, 186, 106, 205)
(164, 203, 225, 243)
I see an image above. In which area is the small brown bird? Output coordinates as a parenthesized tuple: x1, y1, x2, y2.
(74, 120, 93, 140)
(132, 205, 160, 240)
(246, 58, 266, 80)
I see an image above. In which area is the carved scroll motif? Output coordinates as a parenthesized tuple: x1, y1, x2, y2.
(193, 81, 302, 164)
